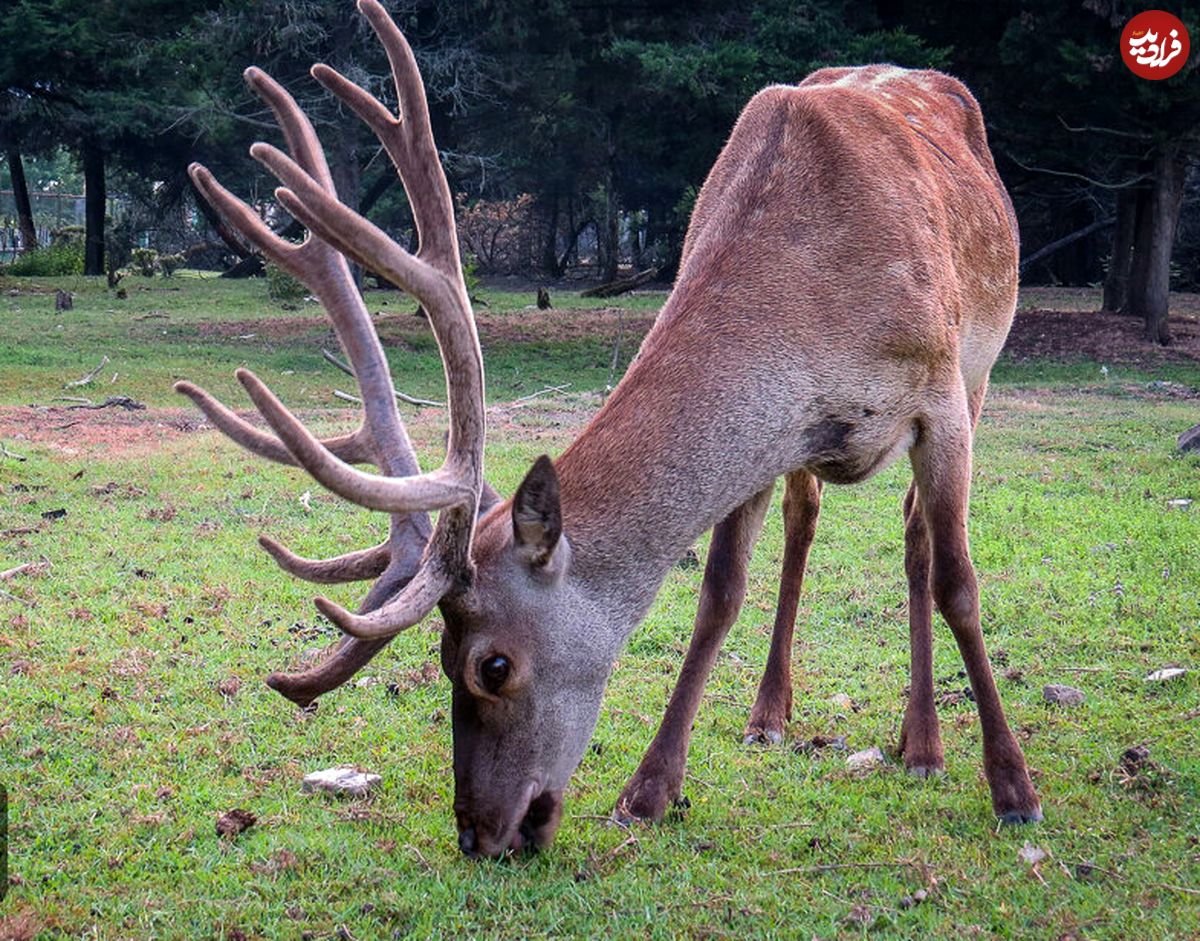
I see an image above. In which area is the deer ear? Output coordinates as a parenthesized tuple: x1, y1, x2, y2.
(512, 455, 563, 567)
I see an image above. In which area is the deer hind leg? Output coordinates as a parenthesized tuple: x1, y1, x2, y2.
(614, 484, 774, 824)
(743, 470, 822, 745)
(911, 391, 1041, 823)
(897, 480, 945, 776)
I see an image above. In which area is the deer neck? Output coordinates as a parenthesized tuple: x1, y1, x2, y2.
(553, 301, 783, 632)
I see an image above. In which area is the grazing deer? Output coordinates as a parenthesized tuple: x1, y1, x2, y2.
(179, 1, 1041, 858)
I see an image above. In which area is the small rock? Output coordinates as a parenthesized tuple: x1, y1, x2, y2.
(302, 766, 382, 797)
(216, 808, 257, 839)
(1177, 422, 1200, 453)
(1042, 684, 1085, 707)
(845, 746, 887, 773)
(829, 692, 856, 711)
(1145, 667, 1187, 683)
(1166, 498, 1192, 510)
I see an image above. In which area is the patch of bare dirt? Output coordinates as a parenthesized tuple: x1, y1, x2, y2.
(1003, 307, 1200, 367)
(194, 314, 335, 341)
(0, 405, 209, 458)
(192, 305, 657, 348)
(475, 306, 656, 345)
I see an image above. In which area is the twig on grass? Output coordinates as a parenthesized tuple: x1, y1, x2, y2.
(0, 561, 41, 580)
(507, 383, 571, 406)
(323, 348, 443, 407)
(767, 860, 928, 878)
(63, 355, 111, 389)
(1, 441, 27, 461)
(64, 396, 146, 411)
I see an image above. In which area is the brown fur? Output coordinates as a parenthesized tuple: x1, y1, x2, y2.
(448, 65, 1039, 850)
(188, 21, 1041, 857)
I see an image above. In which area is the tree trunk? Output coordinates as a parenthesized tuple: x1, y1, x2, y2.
(328, 131, 361, 287)
(540, 193, 561, 277)
(603, 185, 619, 283)
(81, 138, 106, 276)
(358, 168, 394, 218)
(1126, 147, 1187, 345)
(327, 19, 363, 288)
(5, 146, 38, 252)
(602, 117, 620, 283)
(1101, 187, 1138, 313)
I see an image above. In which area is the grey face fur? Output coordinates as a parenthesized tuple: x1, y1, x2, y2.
(439, 457, 623, 858)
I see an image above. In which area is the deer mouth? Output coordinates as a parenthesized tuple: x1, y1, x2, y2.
(510, 788, 563, 852)
(458, 784, 563, 859)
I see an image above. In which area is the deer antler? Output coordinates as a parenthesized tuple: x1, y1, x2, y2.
(179, 0, 485, 702)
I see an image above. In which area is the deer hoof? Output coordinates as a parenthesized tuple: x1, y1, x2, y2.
(743, 726, 784, 746)
(998, 807, 1043, 825)
(905, 763, 945, 779)
(613, 775, 677, 825)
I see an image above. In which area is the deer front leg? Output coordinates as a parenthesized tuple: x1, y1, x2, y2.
(911, 401, 1041, 823)
(744, 471, 821, 745)
(614, 485, 774, 824)
(897, 481, 944, 776)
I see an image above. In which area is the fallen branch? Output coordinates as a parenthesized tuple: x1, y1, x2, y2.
(1019, 219, 1114, 273)
(0, 561, 38, 580)
(322, 348, 443, 407)
(65, 396, 146, 412)
(0, 526, 40, 538)
(767, 860, 928, 877)
(508, 383, 570, 406)
(581, 267, 658, 299)
(63, 355, 111, 389)
(0, 441, 27, 461)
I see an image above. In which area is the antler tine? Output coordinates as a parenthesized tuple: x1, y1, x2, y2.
(189, 163, 305, 268)
(252, 143, 444, 303)
(315, 558, 453, 639)
(324, 0, 459, 275)
(182, 2, 487, 680)
(259, 535, 390, 584)
(236, 367, 473, 513)
(243, 67, 336, 192)
(266, 635, 391, 706)
(174, 380, 375, 467)
(237, 68, 424, 482)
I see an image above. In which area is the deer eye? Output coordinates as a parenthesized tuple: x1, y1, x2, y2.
(480, 655, 511, 694)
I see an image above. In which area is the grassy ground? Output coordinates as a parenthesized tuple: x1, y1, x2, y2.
(1, 275, 1198, 939)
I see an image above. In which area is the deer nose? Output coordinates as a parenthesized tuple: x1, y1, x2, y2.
(458, 826, 478, 857)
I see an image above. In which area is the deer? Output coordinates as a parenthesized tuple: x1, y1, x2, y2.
(177, 0, 1042, 859)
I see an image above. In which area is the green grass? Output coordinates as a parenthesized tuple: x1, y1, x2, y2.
(0, 273, 662, 409)
(1, 276, 1199, 939)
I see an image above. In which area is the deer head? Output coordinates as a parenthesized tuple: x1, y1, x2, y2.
(180, 0, 627, 857)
